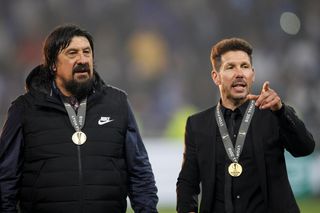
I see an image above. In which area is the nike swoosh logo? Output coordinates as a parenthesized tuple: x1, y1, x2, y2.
(98, 117, 114, 125)
(222, 135, 229, 139)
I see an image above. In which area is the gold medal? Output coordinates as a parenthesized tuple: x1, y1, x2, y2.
(228, 162, 242, 177)
(72, 131, 87, 145)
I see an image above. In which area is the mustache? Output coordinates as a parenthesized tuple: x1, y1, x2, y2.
(231, 78, 247, 87)
(73, 63, 90, 73)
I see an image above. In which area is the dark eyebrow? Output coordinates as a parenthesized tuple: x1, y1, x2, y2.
(241, 61, 251, 66)
(224, 62, 235, 67)
(65, 48, 79, 53)
(64, 46, 92, 54)
(83, 47, 91, 51)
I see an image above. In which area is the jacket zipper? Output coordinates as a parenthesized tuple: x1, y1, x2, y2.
(77, 145, 84, 213)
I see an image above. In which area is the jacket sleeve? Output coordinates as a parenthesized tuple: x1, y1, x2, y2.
(176, 117, 200, 213)
(275, 103, 315, 157)
(0, 100, 25, 213)
(125, 101, 158, 213)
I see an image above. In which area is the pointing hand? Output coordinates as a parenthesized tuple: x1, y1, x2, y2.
(247, 81, 282, 111)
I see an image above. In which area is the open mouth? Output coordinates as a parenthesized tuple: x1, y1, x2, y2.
(231, 81, 247, 91)
(232, 82, 246, 87)
(74, 70, 89, 75)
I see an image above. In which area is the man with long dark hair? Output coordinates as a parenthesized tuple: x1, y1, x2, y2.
(0, 24, 158, 213)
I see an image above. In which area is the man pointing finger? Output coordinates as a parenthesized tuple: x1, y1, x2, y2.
(247, 81, 283, 111)
(177, 37, 315, 213)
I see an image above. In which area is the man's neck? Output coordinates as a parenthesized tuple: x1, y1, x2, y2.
(220, 98, 247, 111)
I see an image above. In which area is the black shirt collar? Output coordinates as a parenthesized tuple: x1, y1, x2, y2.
(220, 100, 250, 117)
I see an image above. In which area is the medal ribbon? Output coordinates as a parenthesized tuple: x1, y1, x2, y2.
(63, 98, 87, 132)
(215, 100, 255, 163)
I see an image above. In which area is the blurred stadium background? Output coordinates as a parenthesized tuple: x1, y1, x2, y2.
(0, 0, 319, 212)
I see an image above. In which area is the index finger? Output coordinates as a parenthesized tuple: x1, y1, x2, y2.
(262, 81, 270, 92)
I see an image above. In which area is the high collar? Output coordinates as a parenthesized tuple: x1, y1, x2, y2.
(25, 65, 106, 96)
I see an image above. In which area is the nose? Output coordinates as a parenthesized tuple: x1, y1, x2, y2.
(77, 52, 89, 64)
(234, 66, 244, 76)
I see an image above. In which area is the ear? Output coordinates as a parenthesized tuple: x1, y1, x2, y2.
(211, 70, 221, 86)
(51, 63, 57, 73)
(50, 64, 57, 76)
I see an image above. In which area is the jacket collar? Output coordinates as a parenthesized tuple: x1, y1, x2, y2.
(26, 65, 106, 96)
(26, 65, 107, 111)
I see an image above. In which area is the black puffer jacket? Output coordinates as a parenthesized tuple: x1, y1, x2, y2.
(19, 65, 129, 213)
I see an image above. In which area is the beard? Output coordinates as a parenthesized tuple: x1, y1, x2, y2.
(64, 63, 94, 100)
(63, 76, 94, 100)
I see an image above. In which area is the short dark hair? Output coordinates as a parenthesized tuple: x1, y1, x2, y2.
(43, 24, 94, 72)
(210, 38, 253, 71)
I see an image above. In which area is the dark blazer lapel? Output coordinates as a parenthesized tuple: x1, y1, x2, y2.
(251, 109, 268, 206)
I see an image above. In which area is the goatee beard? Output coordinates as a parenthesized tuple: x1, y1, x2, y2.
(64, 77, 94, 100)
